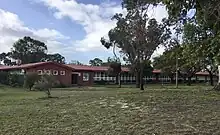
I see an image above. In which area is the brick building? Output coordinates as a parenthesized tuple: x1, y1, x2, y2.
(0, 61, 217, 86)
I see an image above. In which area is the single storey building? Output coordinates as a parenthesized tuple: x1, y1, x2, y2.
(0, 61, 217, 86)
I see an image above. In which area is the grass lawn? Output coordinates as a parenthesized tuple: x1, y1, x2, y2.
(0, 85, 219, 135)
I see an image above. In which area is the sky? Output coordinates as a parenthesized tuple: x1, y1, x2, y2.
(0, 0, 168, 64)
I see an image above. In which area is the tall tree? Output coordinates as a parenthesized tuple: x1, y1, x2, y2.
(143, 60, 153, 78)
(182, 23, 219, 86)
(128, 0, 220, 88)
(10, 36, 47, 64)
(45, 53, 65, 64)
(69, 60, 84, 65)
(0, 53, 7, 62)
(101, 5, 170, 90)
(89, 58, 103, 66)
(0, 52, 14, 66)
(153, 51, 176, 83)
(101, 33, 122, 87)
(153, 44, 201, 86)
(180, 44, 202, 86)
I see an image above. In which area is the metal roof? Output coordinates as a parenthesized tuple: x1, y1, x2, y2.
(0, 62, 212, 75)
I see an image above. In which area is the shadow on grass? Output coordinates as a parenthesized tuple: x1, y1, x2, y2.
(37, 96, 59, 100)
(37, 95, 73, 100)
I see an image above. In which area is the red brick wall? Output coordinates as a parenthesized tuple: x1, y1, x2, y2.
(77, 71, 94, 86)
(26, 63, 72, 86)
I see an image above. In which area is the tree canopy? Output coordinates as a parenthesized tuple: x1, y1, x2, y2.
(89, 58, 103, 66)
(11, 36, 48, 64)
(101, 1, 170, 90)
(0, 36, 66, 65)
(69, 60, 84, 65)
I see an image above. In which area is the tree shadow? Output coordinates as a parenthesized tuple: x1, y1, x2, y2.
(37, 96, 59, 100)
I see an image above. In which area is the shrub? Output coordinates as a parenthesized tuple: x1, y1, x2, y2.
(0, 72, 24, 87)
(24, 72, 40, 90)
(8, 73, 24, 87)
(0, 72, 9, 85)
(54, 82, 67, 88)
(34, 74, 56, 98)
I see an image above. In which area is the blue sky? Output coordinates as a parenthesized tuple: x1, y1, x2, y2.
(0, 0, 167, 64)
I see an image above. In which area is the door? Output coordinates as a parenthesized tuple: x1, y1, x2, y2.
(72, 74, 78, 84)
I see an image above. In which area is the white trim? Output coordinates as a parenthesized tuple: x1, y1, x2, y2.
(53, 70, 58, 75)
(60, 71, 65, 75)
(46, 70, 51, 75)
(218, 66, 220, 83)
(37, 70, 43, 75)
(83, 72, 89, 81)
(72, 72, 80, 76)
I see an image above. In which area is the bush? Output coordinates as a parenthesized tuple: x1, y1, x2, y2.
(54, 82, 67, 88)
(95, 79, 106, 85)
(0, 72, 24, 87)
(0, 72, 9, 85)
(34, 74, 56, 98)
(24, 72, 40, 90)
(8, 73, 24, 87)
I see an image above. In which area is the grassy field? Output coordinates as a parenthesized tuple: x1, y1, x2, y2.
(0, 85, 219, 135)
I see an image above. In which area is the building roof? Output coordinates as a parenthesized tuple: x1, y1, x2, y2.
(0, 62, 73, 71)
(195, 72, 210, 75)
(153, 69, 161, 73)
(0, 61, 213, 76)
(66, 64, 130, 72)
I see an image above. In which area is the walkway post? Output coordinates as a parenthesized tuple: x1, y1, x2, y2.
(218, 66, 220, 84)
(176, 55, 179, 88)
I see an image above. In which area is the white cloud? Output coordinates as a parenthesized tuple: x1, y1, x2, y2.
(33, 28, 70, 40)
(39, 0, 168, 56)
(0, 9, 69, 54)
(38, 0, 125, 52)
(1, 0, 169, 63)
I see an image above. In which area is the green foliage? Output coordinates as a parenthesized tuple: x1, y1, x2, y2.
(109, 62, 122, 75)
(153, 47, 178, 81)
(101, 3, 170, 90)
(8, 73, 24, 87)
(1, 37, 66, 65)
(0, 72, 24, 87)
(153, 44, 202, 85)
(34, 74, 56, 98)
(89, 58, 103, 66)
(0, 72, 9, 85)
(44, 53, 66, 64)
(143, 60, 153, 77)
(24, 72, 40, 90)
(11, 36, 48, 64)
(0, 53, 13, 65)
(69, 60, 84, 65)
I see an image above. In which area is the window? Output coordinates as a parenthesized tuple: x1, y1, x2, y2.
(60, 71, 65, 75)
(46, 70, 51, 75)
(53, 70, 58, 75)
(37, 70, 42, 75)
(83, 73, 89, 81)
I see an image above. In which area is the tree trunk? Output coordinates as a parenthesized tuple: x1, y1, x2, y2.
(118, 73, 121, 88)
(212, 66, 220, 91)
(136, 71, 140, 88)
(183, 77, 186, 83)
(187, 77, 191, 86)
(47, 89, 51, 98)
(169, 75, 174, 83)
(140, 64, 144, 90)
(140, 76, 144, 90)
(115, 75, 119, 85)
(212, 83, 220, 91)
(208, 71, 214, 86)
